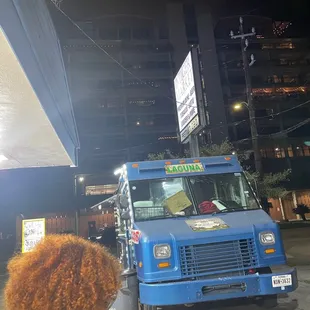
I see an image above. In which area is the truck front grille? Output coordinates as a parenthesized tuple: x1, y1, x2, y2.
(179, 239, 258, 278)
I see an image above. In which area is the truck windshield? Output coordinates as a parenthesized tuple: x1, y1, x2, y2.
(129, 173, 260, 222)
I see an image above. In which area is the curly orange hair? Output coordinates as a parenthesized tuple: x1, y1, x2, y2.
(5, 234, 121, 310)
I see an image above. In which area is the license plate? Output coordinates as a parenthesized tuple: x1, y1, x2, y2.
(272, 275, 292, 288)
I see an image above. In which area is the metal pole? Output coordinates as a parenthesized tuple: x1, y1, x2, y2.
(292, 191, 300, 220)
(74, 176, 79, 236)
(189, 135, 200, 157)
(238, 18, 263, 176)
(278, 197, 286, 221)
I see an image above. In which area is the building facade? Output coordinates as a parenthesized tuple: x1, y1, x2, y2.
(52, 0, 227, 177)
(51, 1, 310, 198)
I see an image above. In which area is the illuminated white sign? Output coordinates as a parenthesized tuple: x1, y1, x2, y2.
(22, 218, 46, 253)
(85, 184, 118, 196)
(174, 52, 199, 141)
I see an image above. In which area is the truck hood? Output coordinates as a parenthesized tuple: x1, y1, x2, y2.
(134, 209, 274, 243)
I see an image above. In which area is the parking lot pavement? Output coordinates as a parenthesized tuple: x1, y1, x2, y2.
(0, 275, 6, 310)
(217, 266, 310, 310)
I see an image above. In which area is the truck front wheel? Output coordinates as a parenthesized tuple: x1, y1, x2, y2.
(138, 300, 158, 310)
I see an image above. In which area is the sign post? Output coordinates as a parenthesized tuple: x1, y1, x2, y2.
(173, 48, 207, 157)
(22, 218, 46, 253)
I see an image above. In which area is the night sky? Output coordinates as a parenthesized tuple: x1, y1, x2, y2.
(0, 0, 309, 234)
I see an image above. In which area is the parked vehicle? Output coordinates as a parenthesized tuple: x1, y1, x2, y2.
(107, 156, 297, 310)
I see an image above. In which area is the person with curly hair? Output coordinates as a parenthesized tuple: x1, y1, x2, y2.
(5, 234, 121, 310)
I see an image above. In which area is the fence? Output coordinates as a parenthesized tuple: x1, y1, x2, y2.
(16, 210, 115, 247)
(269, 189, 310, 221)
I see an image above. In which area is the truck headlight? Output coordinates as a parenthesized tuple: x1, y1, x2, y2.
(154, 244, 171, 259)
(259, 232, 275, 245)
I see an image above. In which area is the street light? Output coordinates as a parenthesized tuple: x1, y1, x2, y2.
(233, 101, 248, 111)
(78, 176, 85, 183)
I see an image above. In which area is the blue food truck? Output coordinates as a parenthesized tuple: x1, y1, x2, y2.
(106, 155, 297, 310)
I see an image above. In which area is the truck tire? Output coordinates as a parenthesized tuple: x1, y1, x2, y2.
(138, 300, 158, 310)
(140, 305, 157, 310)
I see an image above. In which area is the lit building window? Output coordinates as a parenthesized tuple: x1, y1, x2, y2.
(274, 148, 285, 158)
(287, 147, 294, 157)
(272, 75, 281, 83)
(276, 42, 295, 49)
(158, 136, 177, 140)
(283, 75, 297, 84)
(128, 99, 155, 106)
(261, 146, 310, 158)
(296, 146, 303, 157)
(262, 43, 273, 49)
(303, 146, 310, 156)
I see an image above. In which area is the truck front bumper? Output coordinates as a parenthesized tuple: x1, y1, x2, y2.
(139, 267, 297, 306)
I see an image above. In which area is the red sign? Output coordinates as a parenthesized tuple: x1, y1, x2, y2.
(131, 230, 141, 244)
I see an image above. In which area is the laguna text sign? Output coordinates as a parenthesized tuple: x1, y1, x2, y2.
(165, 163, 204, 174)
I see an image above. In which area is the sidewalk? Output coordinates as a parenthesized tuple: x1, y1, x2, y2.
(282, 227, 310, 266)
(0, 274, 6, 310)
(279, 221, 310, 230)
(0, 264, 5, 277)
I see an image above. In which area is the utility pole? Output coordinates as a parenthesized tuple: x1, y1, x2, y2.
(74, 175, 81, 236)
(230, 17, 263, 176)
(189, 135, 200, 157)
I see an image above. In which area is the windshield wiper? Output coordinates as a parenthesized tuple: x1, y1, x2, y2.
(212, 208, 245, 216)
(146, 214, 185, 221)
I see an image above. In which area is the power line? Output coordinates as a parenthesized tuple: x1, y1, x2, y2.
(86, 117, 310, 159)
(236, 118, 310, 144)
(206, 99, 310, 133)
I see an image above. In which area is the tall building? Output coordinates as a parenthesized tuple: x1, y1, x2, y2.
(215, 16, 310, 188)
(51, 1, 310, 199)
(51, 0, 227, 178)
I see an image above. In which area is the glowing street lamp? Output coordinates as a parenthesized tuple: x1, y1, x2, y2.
(78, 176, 85, 183)
(233, 101, 248, 111)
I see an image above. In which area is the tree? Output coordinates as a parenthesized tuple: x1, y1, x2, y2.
(147, 149, 179, 160)
(147, 139, 290, 199)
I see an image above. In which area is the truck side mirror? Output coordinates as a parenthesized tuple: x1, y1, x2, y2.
(120, 209, 131, 220)
(116, 194, 129, 210)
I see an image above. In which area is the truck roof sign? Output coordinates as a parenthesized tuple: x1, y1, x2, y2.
(165, 163, 204, 174)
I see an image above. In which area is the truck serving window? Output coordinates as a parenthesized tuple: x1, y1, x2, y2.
(129, 173, 260, 222)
